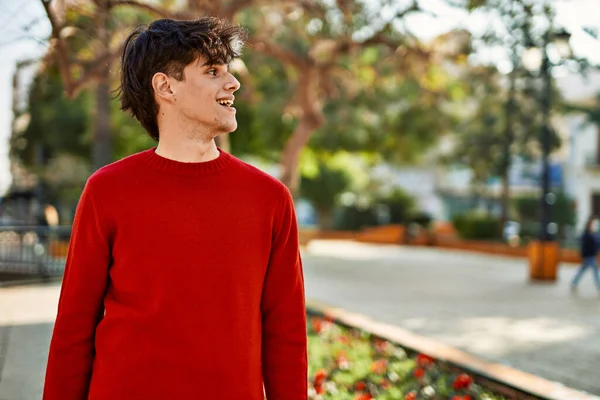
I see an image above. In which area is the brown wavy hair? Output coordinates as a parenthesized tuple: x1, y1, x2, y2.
(118, 17, 247, 140)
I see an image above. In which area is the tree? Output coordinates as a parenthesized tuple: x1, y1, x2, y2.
(39, 0, 159, 170)
(309, 44, 464, 164)
(38, 0, 467, 194)
(444, 0, 574, 230)
(240, 1, 464, 193)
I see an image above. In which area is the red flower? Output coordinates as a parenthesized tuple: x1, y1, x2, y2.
(452, 373, 473, 390)
(416, 353, 435, 368)
(354, 394, 372, 400)
(313, 368, 327, 385)
(381, 379, 391, 389)
(451, 396, 472, 400)
(311, 317, 323, 334)
(338, 334, 350, 344)
(404, 392, 417, 400)
(414, 367, 425, 379)
(355, 381, 367, 391)
(370, 359, 388, 374)
(373, 338, 390, 353)
(314, 382, 325, 394)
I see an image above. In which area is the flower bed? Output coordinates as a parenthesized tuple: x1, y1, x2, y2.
(307, 315, 506, 400)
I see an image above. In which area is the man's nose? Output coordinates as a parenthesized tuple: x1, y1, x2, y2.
(225, 73, 241, 92)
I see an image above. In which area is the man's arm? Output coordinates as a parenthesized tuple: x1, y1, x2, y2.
(43, 180, 111, 400)
(261, 186, 308, 400)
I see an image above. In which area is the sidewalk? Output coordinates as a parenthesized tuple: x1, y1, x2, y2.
(0, 284, 58, 400)
(303, 240, 600, 396)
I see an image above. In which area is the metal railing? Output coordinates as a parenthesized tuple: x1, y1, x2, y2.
(0, 225, 72, 280)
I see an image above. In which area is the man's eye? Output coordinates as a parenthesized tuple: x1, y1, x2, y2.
(208, 69, 218, 76)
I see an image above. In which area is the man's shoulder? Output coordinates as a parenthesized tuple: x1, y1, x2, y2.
(232, 156, 290, 199)
(86, 148, 152, 189)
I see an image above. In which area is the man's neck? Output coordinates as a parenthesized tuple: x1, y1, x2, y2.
(155, 137, 220, 163)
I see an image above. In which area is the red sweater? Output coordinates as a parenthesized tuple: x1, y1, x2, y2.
(43, 148, 307, 400)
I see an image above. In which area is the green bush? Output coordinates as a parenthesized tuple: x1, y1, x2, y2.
(513, 192, 575, 239)
(333, 205, 379, 231)
(452, 212, 501, 240)
(300, 163, 354, 229)
(409, 211, 433, 228)
(377, 188, 416, 224)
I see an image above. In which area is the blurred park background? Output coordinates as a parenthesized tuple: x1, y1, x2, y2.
(1, 0, 600, 248)
(1, 0, 600, 399)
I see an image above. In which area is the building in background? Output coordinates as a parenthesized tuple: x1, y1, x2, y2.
(556, 70, 600, 231)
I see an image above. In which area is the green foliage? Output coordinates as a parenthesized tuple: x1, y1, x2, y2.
(111, 95, 156, 161)
(13, 67, 92, 169)
(228, 49, 297, 160)
(513, 192, 576, 232)
(410, 211, 434, 228)
(300, 163, 353, 213)
(299, 152, 359, 229)
(377, 188, 416, 225)
(309, 51, 461, 165)
(333, 206, 379, 231)
(331, 188, 429, 231)
(452, 212, 502, 240)
(444, 0, 568, 194)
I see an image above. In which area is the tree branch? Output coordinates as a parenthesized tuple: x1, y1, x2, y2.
(40, 0, 74, 95)
(311, 0, 427, 68)
(68, 47, 125, 97)
(110, 0, 178, 19)
(247, 37, 306, 68)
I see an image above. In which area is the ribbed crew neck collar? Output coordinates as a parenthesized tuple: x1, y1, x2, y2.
(141, 147, 233, 176)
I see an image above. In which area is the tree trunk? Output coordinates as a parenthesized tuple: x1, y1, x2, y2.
(92, 0, 112, 171)
(280, 68, 324, 194)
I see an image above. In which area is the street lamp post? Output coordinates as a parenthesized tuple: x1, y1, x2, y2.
(540, 30, 553, 245)
(523, 26, 571, 280)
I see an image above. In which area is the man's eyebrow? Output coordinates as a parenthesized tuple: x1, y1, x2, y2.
(200, 61, 229, 70)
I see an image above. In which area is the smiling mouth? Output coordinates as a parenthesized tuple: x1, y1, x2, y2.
(217, 99, 234, 107)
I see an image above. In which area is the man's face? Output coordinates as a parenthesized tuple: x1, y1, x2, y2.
(169, 56, 241, 137)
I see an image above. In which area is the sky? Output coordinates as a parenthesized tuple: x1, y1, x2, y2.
(0, 0, 599, 195)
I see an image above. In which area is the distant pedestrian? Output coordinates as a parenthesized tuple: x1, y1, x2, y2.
(571, 216, 600, 292)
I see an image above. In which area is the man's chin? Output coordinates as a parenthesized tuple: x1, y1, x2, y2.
(216, 123, 238, 135)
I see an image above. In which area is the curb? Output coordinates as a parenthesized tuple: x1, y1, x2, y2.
(0, 276, 61, 288)
(306, 299, 600, 400)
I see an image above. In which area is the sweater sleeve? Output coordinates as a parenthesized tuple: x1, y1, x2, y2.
(261, 186, 308, 400)
(43, 180, 111, 400)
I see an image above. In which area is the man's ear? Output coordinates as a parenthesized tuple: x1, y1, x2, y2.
(152, 72, 175, 103)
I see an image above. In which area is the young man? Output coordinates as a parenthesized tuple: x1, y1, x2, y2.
(43, 17, 307, 400)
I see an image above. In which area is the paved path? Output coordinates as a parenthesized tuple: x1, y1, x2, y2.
(0, 284, 58, 400)
(303, 240, 600, 396)
(0, 241, 599, 398)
